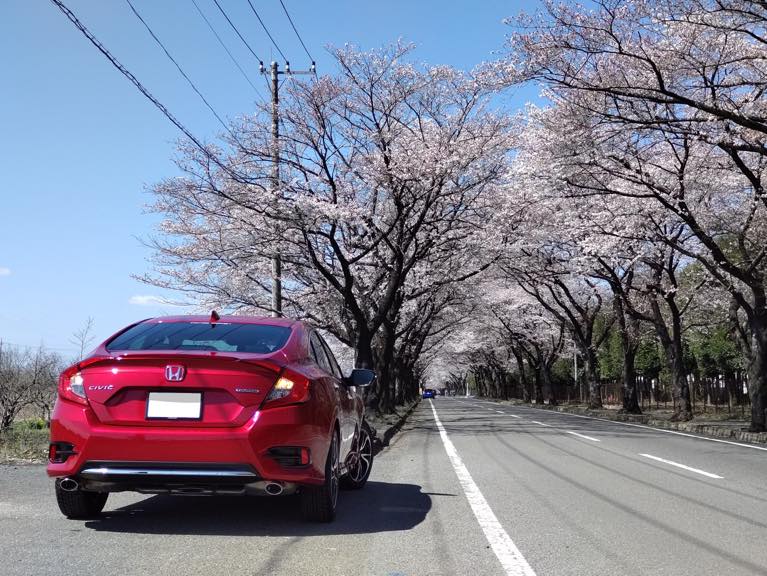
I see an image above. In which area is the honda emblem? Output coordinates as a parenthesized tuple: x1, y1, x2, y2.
(165, 365, 186, 382)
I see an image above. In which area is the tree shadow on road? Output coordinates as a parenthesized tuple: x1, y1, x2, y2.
(83, 481, 430, 536)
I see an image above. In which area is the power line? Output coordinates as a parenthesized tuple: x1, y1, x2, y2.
(244, 0, 288, 62)
(278, 0, 314, 63)
(49, 0, 210, 151)
(48, 0, 257, 187)
(210, 0, 263, 64)
(189, 0, 263, 97)
(125, 0, 233, 135)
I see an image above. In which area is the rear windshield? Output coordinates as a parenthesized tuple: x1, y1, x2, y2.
(106, 322, 291, 353)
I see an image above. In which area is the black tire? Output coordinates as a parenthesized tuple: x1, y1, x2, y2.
(55, 479, 108, 519)
(341, 423, 373, 490)
(300, 431, 339, 522)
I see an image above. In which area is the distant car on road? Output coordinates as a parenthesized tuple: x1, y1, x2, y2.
(47, 314, 376, 523)
(422, 388, 436, 399)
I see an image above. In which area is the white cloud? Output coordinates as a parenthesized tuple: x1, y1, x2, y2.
(128, 295, 178, 306)
(0, 267, 10, 277)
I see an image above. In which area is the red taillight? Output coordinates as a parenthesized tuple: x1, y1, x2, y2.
(57, 357, 110, 406)
(57, 364, 89, 406)
(262, 369, 310, 409)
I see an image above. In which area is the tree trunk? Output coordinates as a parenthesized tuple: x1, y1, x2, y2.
(512, 349, 530, 402)
(748, 316, 767, 432)
(584, 348, 602, 409)
(668, 336, 692, 422)
(613, 293, 641, 414)
(355, 329, 380, 411)
(354, 328, 375, 369)
(621, 348, 641, 414)
(393, 358, 406, 406)
(649, 292, 691, 421)
(533, 368, 544, 404)
(543, 363, 557, 406)
(374, 322, 397, 414)
(1, 412, 14, 432)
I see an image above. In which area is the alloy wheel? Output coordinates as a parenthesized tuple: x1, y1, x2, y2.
(330, 433, 340, 507)
(348, 429, 372, 483)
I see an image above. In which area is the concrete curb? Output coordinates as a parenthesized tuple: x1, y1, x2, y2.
(367, 400, 420, 455)
(520, 402, 767, 445)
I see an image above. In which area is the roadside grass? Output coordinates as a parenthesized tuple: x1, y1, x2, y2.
(504, 398, 750, 422)
(0, 420, 49, 464)
(494, 398, 767, 443)
(585, 403, 749, 423)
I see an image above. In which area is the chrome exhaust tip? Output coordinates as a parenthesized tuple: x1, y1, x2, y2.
(264, 482, 284, 496)
(59, 478, 79, 492)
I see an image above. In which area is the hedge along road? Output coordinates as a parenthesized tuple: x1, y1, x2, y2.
(2, 398, 767, 575)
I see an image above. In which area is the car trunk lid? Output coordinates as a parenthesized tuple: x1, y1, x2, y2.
(79, 352, 281, 427)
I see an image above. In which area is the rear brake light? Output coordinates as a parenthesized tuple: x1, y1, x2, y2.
(58, 364, 89, 406)
(262, 370, 310, 409)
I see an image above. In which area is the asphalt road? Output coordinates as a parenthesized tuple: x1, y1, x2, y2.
(2, 398, 766, 576)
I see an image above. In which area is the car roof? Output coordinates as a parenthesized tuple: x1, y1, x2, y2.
(143, 315, 301, 328)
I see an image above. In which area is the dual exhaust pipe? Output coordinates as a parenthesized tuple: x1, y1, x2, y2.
(59, 476, 286, 496)
(264, 482, 284, 495)
(59, 478, 79, 492)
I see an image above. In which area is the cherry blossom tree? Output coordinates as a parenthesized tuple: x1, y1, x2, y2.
(504, 0, 767, 430)
(143, 43, 514, 412)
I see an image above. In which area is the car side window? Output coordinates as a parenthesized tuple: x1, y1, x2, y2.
(318, 334, 343, 379)
(308, 338, 320, 364)
(309, 332, 332, 374)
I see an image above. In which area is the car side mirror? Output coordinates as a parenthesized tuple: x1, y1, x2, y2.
(347, 368, 376, 387)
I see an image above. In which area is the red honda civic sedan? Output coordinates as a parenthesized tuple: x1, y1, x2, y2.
(47, 314, 375, 522)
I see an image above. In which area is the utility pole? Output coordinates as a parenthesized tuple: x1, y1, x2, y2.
(573, 341, 579, 403)
(260, 60, 315, 317)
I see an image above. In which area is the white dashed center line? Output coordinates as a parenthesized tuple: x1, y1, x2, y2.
(565, 431, 601, 442)
(639, 453, 723, 479)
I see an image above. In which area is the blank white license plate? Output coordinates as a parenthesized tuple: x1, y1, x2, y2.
(146, 392, 202, 419)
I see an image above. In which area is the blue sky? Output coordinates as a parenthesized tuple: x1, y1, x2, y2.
(0, 0, 535, 355)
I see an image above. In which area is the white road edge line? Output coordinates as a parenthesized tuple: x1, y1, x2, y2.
(565, 431, 601, 442)
(512, 406, 767, 452)
(429, 400, 537, 576)
(639, 453, 724, 479)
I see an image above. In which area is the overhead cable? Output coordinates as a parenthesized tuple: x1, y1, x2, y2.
(211, 0, 263, 63)
(190, 0, 263, 97)
(244, 0, 288, 62)
(125, 0, 232, 134)
(278, 0, 314, 63)
(49, 0, 258, 186)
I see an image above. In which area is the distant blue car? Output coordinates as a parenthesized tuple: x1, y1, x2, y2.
(422, 389, 436, 399)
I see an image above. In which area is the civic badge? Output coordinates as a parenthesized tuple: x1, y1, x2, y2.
(165, 365, 186, 382)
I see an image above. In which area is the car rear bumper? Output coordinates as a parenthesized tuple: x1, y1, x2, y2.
(47, 398, 330, 486)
